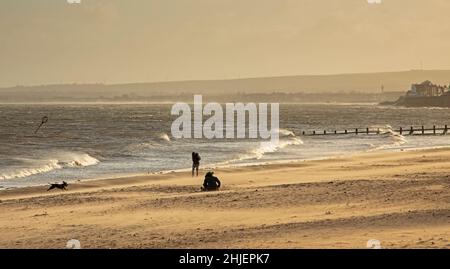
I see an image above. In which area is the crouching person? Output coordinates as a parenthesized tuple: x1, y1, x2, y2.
(201, 171, 221, 191)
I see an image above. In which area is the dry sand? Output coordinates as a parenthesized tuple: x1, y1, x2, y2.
(0, 148, 449, 249)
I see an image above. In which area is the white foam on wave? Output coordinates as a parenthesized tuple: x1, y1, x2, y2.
(159, 133, 171, 142)
(232, 129, 304, 162)
(278, 128, 296, 137)
(124, 133, 172, 154)
(0, 152, 99, 180)
(250, 137, 304, 160)
(367, 125, 408, 151)
(61, 153, 100, 167)
(379, 125, 407, 145)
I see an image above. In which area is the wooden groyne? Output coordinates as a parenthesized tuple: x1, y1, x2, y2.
(301, 125, 448, 136)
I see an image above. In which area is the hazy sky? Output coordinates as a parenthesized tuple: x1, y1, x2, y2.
(1, 0, 450, 87)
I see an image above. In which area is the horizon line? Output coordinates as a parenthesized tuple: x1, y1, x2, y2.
(1, 69, 447, 89)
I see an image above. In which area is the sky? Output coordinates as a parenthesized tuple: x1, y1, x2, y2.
(1, 0, 450, 87)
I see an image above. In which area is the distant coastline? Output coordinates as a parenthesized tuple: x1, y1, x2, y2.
(1, 70, 450, 103)
(0, 92, 402, 104)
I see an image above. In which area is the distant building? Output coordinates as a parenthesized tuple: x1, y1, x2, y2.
(407, 80, 448, 97)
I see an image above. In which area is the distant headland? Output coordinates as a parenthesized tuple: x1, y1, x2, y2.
(2, 70, 450, 103)
(382, 80, 450, 108)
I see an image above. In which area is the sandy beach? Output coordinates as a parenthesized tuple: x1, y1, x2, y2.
(0, 148, 449, 249)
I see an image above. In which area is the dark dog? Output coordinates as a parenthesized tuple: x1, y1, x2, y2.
(47, 181, 68, 191)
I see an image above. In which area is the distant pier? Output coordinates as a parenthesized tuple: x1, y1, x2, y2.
(301, 125, 448, 136)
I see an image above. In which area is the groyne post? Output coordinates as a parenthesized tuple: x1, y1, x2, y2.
(301, 125, 449, 136)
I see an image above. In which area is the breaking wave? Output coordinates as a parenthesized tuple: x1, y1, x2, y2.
(159, 133, 171, 142)
(249, 137, 304, 160)
(278, 128, 296, 137)
(376, 125, 407, 144)
(233, 129, 303, 162)
(123, 133, 172, 154)
(368, 125, 408, 151)
(0, 153, 99, 180)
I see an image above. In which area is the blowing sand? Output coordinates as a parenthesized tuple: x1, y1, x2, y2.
(0, 148, 449, 249)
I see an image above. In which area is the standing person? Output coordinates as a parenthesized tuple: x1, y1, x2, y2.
(192, 152, 201, 177)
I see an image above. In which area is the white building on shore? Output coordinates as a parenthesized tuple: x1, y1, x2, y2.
(407, 80, 449, 97)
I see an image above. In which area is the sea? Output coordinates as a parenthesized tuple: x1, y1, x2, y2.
(1, 102, 450, 189)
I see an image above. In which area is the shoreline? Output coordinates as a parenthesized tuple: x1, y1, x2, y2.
(0, 146, 400, 193)
(1, 147, 449, 248)
(2, 143, 449, 191)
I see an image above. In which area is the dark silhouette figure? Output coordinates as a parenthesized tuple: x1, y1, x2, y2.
(192, 152, 201, 177)
(47, 181, 68, 191)
(34, 116, 49, 134)
(202, 171, 221, 191)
